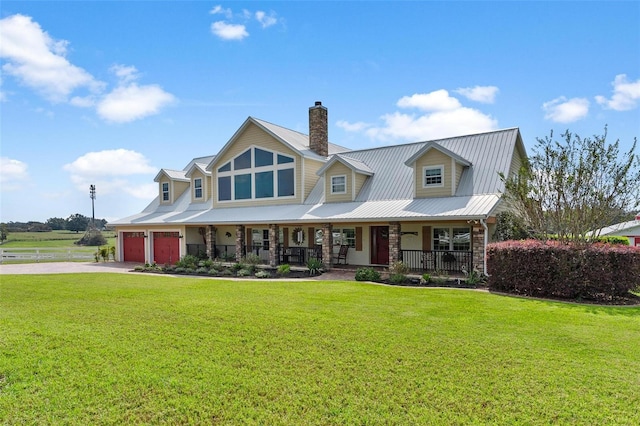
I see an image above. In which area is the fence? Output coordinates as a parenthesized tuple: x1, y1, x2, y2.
(0, 248, 96, 263)
(401, 249, 473, 274)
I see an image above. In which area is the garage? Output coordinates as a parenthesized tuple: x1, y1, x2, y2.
(153, 232, 180, 265)
(122, 232, 145, 263)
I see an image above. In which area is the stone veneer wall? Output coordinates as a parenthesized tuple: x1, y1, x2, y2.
(206, 225, 216, 259)
(322, 223, 333, 269)
(472, 224, 485, 274)
(269, 224, 279, 267)
(235, 225, 245, 262)
(389, 222, 401, 265)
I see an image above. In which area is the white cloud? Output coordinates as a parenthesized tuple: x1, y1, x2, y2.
(255, 11, 278, 28)
(210, 5, 233, 19)
(336, 120, 370, 132)
(110, 64, 139, 84)
(63, 150, 157, 199)
(0, 157, 29, 190)
(340, 90, 498, 143)
(542, 96, 590, 123)
(454, 86, 499, 104)
(97, 83, 175, 123)
(595, 74, 640, 111)
(0, 14, 103, 102)
(211, 21, 249, 40)
(64, 149, 156, 177)
(397, 90, 461, 111)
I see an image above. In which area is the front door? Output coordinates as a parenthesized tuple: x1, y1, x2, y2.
(370, 226, 389, 265)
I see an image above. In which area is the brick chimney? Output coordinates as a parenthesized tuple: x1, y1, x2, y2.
(309, 101, 328, 157)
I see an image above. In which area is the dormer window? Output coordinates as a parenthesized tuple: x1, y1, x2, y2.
(194, 178, 203, 199)
(162, 182, 170, 201)
(423, 165, 444, 188)
(217, 147, 295, 202)
(331, 175, 346, 194)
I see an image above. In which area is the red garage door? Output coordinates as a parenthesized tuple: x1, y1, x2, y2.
(123, 232, 145, 263)
(153, 232, 180, 265)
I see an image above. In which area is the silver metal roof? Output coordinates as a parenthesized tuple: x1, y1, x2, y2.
(113, 127, 524, 227)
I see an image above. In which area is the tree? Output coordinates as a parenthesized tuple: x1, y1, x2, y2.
(500, 127, 640, 244)
(66, 214, 90, 233)
(46, 217, 67, 230)
(0, 223, 8, 243)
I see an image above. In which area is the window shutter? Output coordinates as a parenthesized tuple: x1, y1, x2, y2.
(246, 227, 252, 248)
(422, 226, 432, 250)
(308, 227, 314, 248)
(355, 227, 363, 251)
(283, 228, 289, 249)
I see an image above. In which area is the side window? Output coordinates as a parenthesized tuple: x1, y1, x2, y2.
(331, 175, 346, 194)
(162, 182, 170, 201)
(194, 178, 203, 199)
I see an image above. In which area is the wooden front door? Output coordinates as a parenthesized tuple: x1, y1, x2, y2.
(370, 226, 389, 265)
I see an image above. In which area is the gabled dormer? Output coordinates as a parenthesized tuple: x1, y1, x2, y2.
(154, 169, 189, 204)
(185, 163, 211, 203)
(317, 155, 373, 202)
(404, 142, 472, 198)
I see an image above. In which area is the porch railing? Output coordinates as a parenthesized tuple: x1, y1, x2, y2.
(186, 244, 207, 258)
(401, 249, 473, 274)
(278, 245, 322, 266)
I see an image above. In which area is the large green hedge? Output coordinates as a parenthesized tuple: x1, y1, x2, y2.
(487, 240, 640, 302)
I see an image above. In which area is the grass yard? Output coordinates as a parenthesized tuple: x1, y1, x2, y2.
(1, 230, 116, 248)
(1, 274, 639, 424)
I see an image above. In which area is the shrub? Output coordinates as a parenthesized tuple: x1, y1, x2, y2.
(466, 270, 486, 286)
(245, 253, 261, 266)
(236, 268, 252, 277)
(421, 273, 431, 283)
(174, 267, 186, 274)
(208, 268, 219, 276)
(388, 261, 409, 284)
(306, 258, 323, 276)
(277, 264, 291, 276)
(232, 261, 245, 272)
(196, 267, 209, 275)
(176, 255, 199, 269)
(220, 269, 233, 276)
(487, 240, 640, 302)
(389, 273, 407, 285)
(199, 259, 214, 269)
(255, 270, 271, 279)
(355, 268, 381, 282)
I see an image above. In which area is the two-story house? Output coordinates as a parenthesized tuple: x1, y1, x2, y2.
(110, 102, 527, 274)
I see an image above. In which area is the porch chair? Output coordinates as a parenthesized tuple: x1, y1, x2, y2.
(333, 244, 349, 265)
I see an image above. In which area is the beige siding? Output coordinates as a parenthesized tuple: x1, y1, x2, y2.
(172, 181, 189, 203)
(325, 162, 352, 203)
(303, 158, 324, 200)
(455, 162, 464, 194)
(415, 149, 451, 198)
(211, 122, 304, 208)
(354, 173, 368, 198)
(190, 169, 209, 203)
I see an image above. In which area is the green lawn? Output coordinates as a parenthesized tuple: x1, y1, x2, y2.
(1, 230, 116, 248)
(1, 274, 639, 424)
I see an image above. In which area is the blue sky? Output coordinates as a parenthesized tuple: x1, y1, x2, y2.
(1, 1, 639, 223)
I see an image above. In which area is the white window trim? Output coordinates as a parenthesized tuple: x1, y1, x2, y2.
(216, 145, 296, 203)
(193, 178, 203, 200)
(161, 181, 170, 202)
(422, 165, 444, 188)
(331, 174, 347, 194)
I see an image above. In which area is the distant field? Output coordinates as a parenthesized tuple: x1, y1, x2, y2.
(1, 230, 116, 248)
(1, 274, 639, 424)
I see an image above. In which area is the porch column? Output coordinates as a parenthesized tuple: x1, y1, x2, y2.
(235, 225, 245, 262)
(389, 221, 401, 265)
(322, 223, 333, 270)
(206, 225, 216, 259)
(269, 224, 279, 267)
(472, 224, 485, 274)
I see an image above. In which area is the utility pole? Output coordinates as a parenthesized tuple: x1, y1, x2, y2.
(89, 184, 96, 228)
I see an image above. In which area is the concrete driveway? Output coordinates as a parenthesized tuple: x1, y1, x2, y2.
(0, 262, 136, 275)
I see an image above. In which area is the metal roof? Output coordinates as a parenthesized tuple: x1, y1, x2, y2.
(110, 194, 501, 226)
